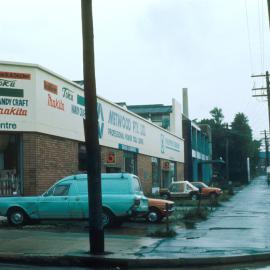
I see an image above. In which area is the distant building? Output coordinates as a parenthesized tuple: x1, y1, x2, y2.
(126, 88, 213, 183)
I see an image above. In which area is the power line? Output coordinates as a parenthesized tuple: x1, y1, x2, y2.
(245, 0, 254, 74)
(257, 0, 263, 73)
(261, 0, 265, 71)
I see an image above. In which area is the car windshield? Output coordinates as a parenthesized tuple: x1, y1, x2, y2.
(53, 184, 70, 196)
(133, 177, 142, 193)
(43, 183, 70, 196)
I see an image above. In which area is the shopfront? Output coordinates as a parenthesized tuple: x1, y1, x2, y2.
(0, 61, 185, 196)
(0, 133, 22, 196)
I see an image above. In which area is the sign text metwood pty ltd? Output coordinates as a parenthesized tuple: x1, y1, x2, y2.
(107, 110, 146, 145)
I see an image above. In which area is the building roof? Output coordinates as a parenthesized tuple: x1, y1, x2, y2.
(259, 152, 270, 158)
(127, 104, 173, 115)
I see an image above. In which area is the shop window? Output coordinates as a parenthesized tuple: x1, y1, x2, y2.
(152, 158, 160, 188)
(0, 133, 22, 196)
(162, 161, 177, 188)
(124, 151, 137, 175)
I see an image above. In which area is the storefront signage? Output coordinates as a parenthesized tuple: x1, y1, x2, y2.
(106, 152, 116, 164)
(0, 79, 24, 98)
(62, 87, 74, 101)
(162, 161, 170, 171)
(71, 104, 85, 117)
(0, 61, 184, 163)
(0, 122, 17, 130)
(0, 98, 28, 106)
(0, 107, 27, 116)
(0, 88, 24, 98)
(98, 102, 104, 139)
(118, 144, 139, 153)
(0, 79, 16, 87)
(48, 94, 64, 111)
(0, 71, 31, 80)
(44, 80, 58, 94)
(77, 95, 85, 106)
(161, 134, 180, 154)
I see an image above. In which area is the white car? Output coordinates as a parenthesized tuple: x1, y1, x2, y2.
(160, 181, 200, 200)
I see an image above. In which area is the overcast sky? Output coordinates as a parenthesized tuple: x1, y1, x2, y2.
(1, 0, 269, 140)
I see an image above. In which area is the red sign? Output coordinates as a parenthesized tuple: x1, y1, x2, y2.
(162, 161, 170, 170)
(107, 153, 116, 164)
(44, 80, 58, 94)
(0, 71, 31, 80)
(48, 94, 64, 111)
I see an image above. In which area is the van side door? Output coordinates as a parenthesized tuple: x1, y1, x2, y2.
(38, 182, 71, 219)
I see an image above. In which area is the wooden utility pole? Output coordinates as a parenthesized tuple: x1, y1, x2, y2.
(267, 0, 270, 30)
(252, 72, 270, 131)
(263, 130, 269, 168)
(81, 0, 104, 254)
(225, 137, 229, 181)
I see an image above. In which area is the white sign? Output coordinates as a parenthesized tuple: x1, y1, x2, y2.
(0, 62, 184, 162)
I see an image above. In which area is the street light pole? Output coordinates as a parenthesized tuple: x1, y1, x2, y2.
(81, 0, 104, 254)
(225, 137, 229, 182)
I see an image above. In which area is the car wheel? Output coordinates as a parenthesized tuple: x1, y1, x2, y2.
(102, 209, 115, 228)
(191, 193, 198, 201)
(7, 208, 28, 226)
(146, 208, 162, 223)
(162, 194, 170, 200)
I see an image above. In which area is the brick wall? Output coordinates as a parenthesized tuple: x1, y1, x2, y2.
(137, 154, 152, 195)
(22, 133, 183, 196)
(23, 133, 78, 195)
(177, 162, 184, 180)
(23, 133, 38, 195)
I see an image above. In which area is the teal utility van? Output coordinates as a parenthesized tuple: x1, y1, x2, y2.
(0, 173, 149, 227)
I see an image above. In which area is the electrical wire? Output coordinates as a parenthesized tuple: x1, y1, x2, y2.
(245, 0, 254, 75)
(261, 0, 265, 71)
(257, 0, 264, 74)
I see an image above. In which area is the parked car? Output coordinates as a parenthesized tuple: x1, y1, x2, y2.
(145, 198, 174, 223)
(159, 181, 199, 200)
(0, 173, 149, 227)
(191, 182, 222, 200)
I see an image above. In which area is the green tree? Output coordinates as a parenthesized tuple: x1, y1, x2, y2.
(210, 107, 224, 126)
(200, 108, 226, 161)
(199, 110, 260, 185)
(229, 113, 259, 183)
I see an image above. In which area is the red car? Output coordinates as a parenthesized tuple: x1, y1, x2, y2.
(145, 198, 175, 223)
(191, 182, 222, 200)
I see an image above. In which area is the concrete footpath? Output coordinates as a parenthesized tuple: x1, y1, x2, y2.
(1, 176, 270, 268)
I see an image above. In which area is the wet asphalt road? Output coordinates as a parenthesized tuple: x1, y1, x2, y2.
(1, 176, 270, 269)
(2, 262, 270, 270)
(140, 176, 270, 257)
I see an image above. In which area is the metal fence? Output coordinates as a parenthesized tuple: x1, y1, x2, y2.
(0, 170, 21, 196)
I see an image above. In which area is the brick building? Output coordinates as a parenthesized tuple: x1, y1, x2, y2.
(0, 61, 184, 197)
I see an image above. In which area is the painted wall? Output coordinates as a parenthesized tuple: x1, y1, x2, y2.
(0, 61, 184, 163)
